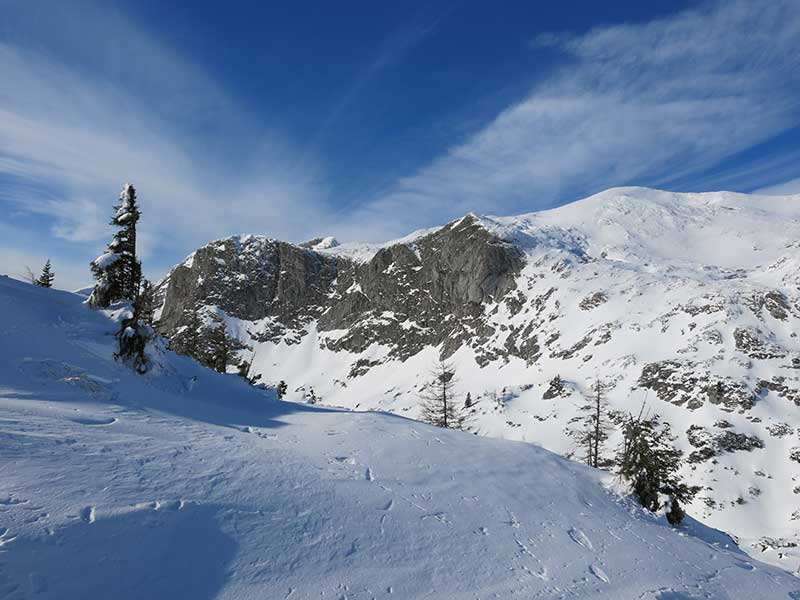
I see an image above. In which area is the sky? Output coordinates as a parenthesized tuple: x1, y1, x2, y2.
(1, 0, 799, 289)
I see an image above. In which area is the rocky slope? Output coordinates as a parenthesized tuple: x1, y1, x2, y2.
(154, 186, 800, 572)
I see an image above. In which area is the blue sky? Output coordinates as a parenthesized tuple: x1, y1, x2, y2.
(1, 0, 799, 288)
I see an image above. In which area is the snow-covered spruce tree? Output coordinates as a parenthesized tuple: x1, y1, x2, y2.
(419, 358, 467, 430)
(616, 407, 699, 524)
(114, 277, 153, 374)
(89, 183, 141, 308)
(36, 259, 54, 288)
(569, 378, 614, 469)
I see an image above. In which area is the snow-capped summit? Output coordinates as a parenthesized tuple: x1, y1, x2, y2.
(300, 235, 340, 250)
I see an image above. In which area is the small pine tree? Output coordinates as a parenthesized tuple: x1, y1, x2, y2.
(89, 183, 141, 307)
(570, 378, 613, 468)
(617, 406, 699, 523)
(276, 380, 288, 399)
(36, 259, 55, 288)
(465, 392, 473, 409)
(419, 358, 467, 430)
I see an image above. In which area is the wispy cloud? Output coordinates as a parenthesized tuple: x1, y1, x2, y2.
(0, 1, 332, 287)
(296, 4, 451, 171)
(354, 0, 800, 235)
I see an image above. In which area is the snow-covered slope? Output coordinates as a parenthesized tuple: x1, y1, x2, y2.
(153, 186, 800, 573)
(2, 276, 800, 598)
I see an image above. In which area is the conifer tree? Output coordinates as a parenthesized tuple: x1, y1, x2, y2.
(276, 380, 288, 399)
(89, 183, 141, 307)
(114, 270, 151, 373)
(115, 302, 151, 374)
(616, 406, 699, 524)
(419, 358, 467, 430)
(569, 378, 613, 468)
(36, 259, 55, 288)
(465, 392, 473, 409)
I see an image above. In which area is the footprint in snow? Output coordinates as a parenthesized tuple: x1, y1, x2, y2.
(568, 527, 593, 551)
(590, 564, 609, 583)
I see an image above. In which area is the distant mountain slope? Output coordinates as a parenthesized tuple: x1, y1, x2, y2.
(2, 276, 800, 598)
(153, 186, 800, 572)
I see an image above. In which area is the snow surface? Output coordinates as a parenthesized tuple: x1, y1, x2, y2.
(1, 275, 800, 598)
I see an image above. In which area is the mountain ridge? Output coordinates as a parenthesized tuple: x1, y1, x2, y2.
(153, 186, 800, 572)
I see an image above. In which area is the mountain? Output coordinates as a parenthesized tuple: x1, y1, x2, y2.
(3, 275, 800, 598)
(153, 186, 800, 573)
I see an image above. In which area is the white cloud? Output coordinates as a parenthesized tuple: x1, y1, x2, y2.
(0, 1, 334, 279)
(354, 0, 800, 235)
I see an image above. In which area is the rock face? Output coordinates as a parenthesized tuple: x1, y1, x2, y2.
(154, 186, 800, 573)
(157, 237, 339, 337)
(156, 215, 524, 359)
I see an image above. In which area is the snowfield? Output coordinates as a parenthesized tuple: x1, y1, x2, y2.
(1, 277, 800, 598)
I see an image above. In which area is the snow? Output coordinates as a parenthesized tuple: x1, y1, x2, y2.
(320, 225, 443, 263)
(308, 236, 340, 250)
(2, 275, 800, 598)
(91, 252, 120, 270)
